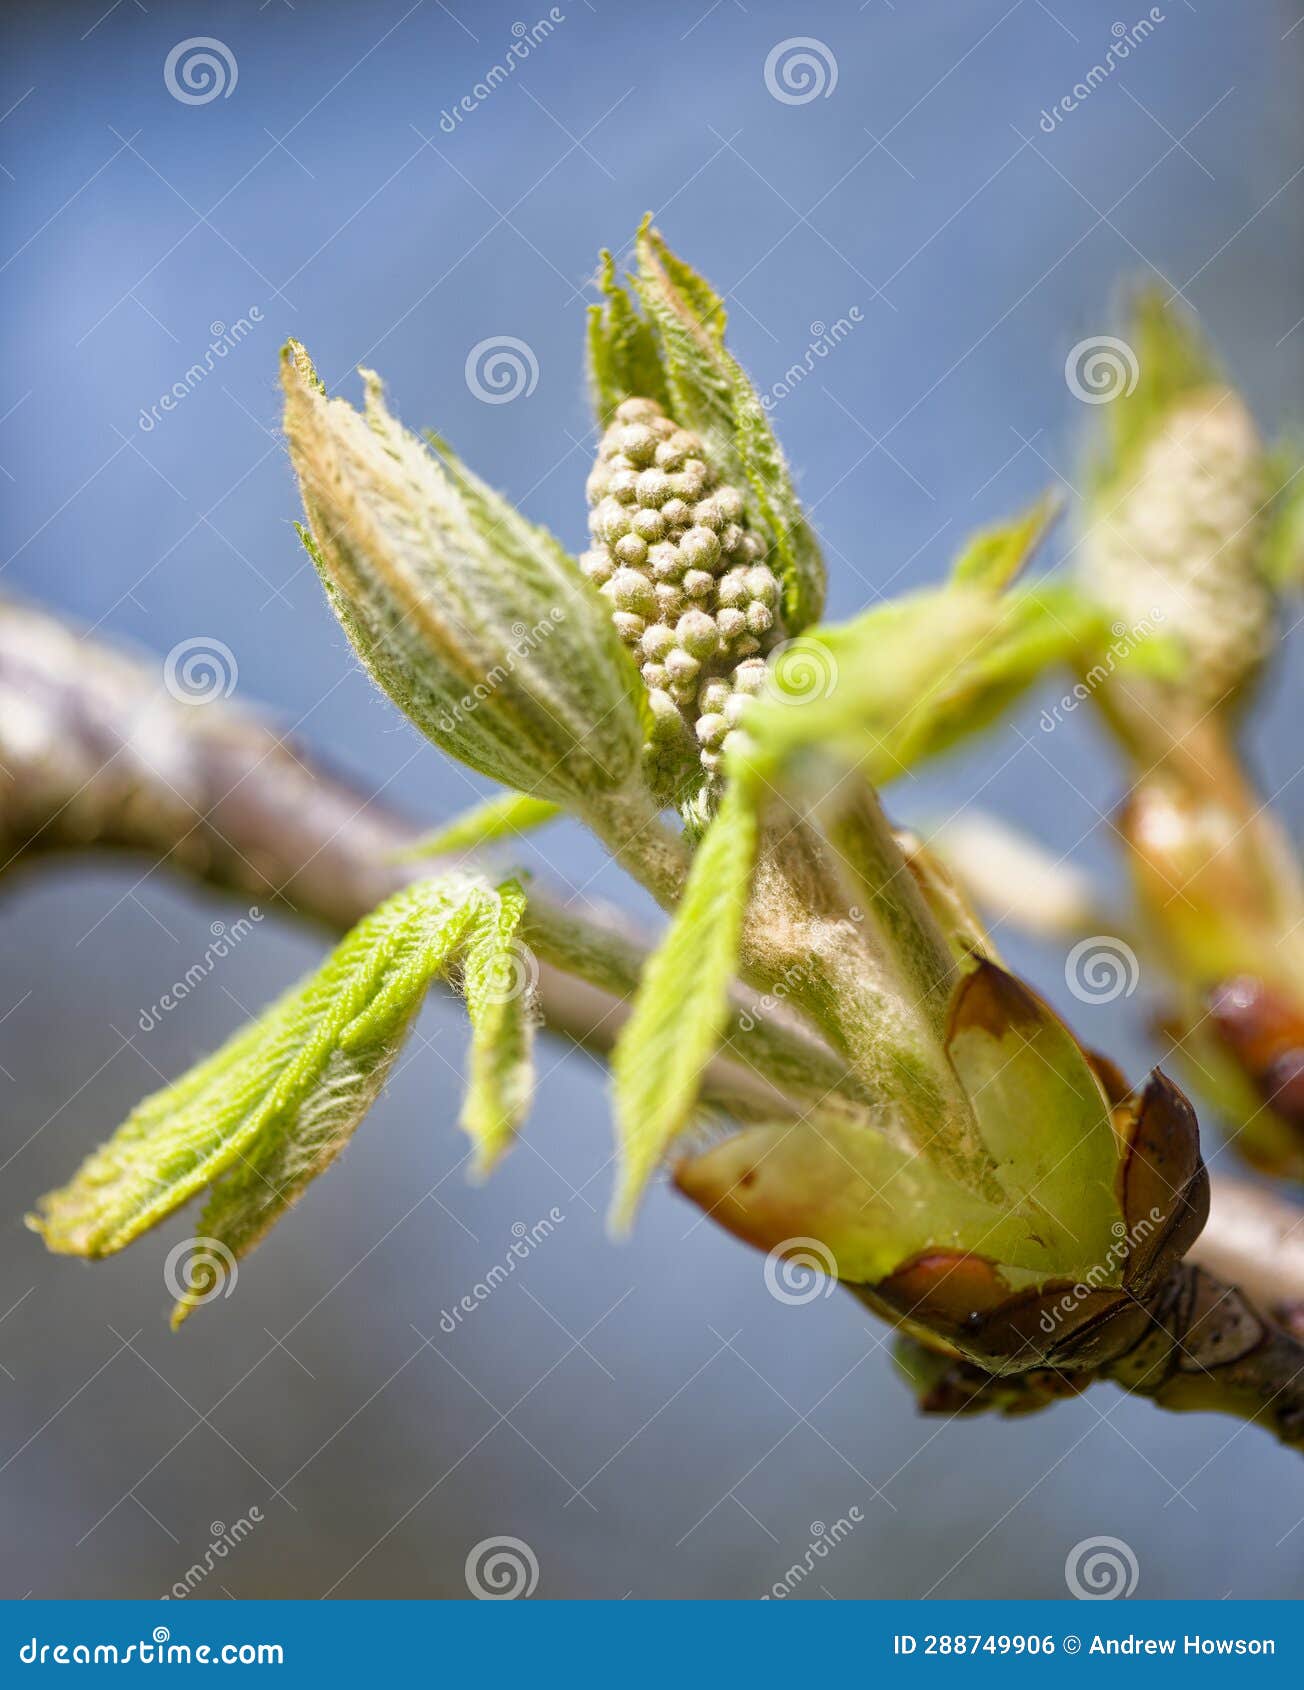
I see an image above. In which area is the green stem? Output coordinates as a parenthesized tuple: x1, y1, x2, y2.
(521, 895, 868, 1118)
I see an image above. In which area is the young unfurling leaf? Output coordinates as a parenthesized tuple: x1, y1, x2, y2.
(948, 493, 1059, 591)
(610, 774, 761, 1227)
(29, 875, 536, 1321)
(738, 582, 1102, 790)
(458, 878, 536, 1177)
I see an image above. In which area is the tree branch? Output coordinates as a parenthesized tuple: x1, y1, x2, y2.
(2, 594, 1300, 1314)
(0, 596, 847, 1126)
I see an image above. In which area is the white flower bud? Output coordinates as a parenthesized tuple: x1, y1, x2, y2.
(698, 677, 731, 715)
(676, 610, 719, 660)
(647, 542, 683, 581)
(733, 658, 768, 694)
(636, 469, 674, 507)
(620, 424, 659, 466)
(580, 548, 614, 587)
(679, 527, 721, 571)
(654, 583, 687, 620)
(641, 624, 676, 662)
(633, 507, 666, 543)
(615, 397, 662, 424)
(716, 485, 745, 523)
(675, 460, 709, 498)
(607, 569, 655, 615)
(614, 534, 649, 568)
(716, 569, 750, 608)
(598, 499, 632, 542)
(746, 565, 780, 606)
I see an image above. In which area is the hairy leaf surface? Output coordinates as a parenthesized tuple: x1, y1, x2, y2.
(611, 775, 760, 1226)
(31, 875, 535, 1318)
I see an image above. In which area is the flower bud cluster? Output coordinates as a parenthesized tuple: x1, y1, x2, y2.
(1085, 390, 1272, 715)
(581, 398, 783, 791)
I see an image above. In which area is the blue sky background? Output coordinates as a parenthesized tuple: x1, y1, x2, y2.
(1, 0, 1302, 1600)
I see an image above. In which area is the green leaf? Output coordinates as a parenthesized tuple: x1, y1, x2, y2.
(675, 1106, 1087, 1290)
(942, 961, 1124, 1278)
(611, 773, 761, 1227)
(458, 879, 536, 1176)
(1261, 453, 1304, 592)
(183, 1012, 414, 1328)
(739, 583, 1102, 788)
(29, 875, 535, 1319)
(388, 793, 561, 863)
(949, 493, 1059, 591)
(634, 221, 826, 632)
(587, 249, 671, 421)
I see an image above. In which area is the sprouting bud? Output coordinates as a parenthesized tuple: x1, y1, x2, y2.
(282, 343, 648, 809)
(1079, 297, 1276, 723)
(582, 395, 786, 797)
(674, 961, 1215, 1394)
